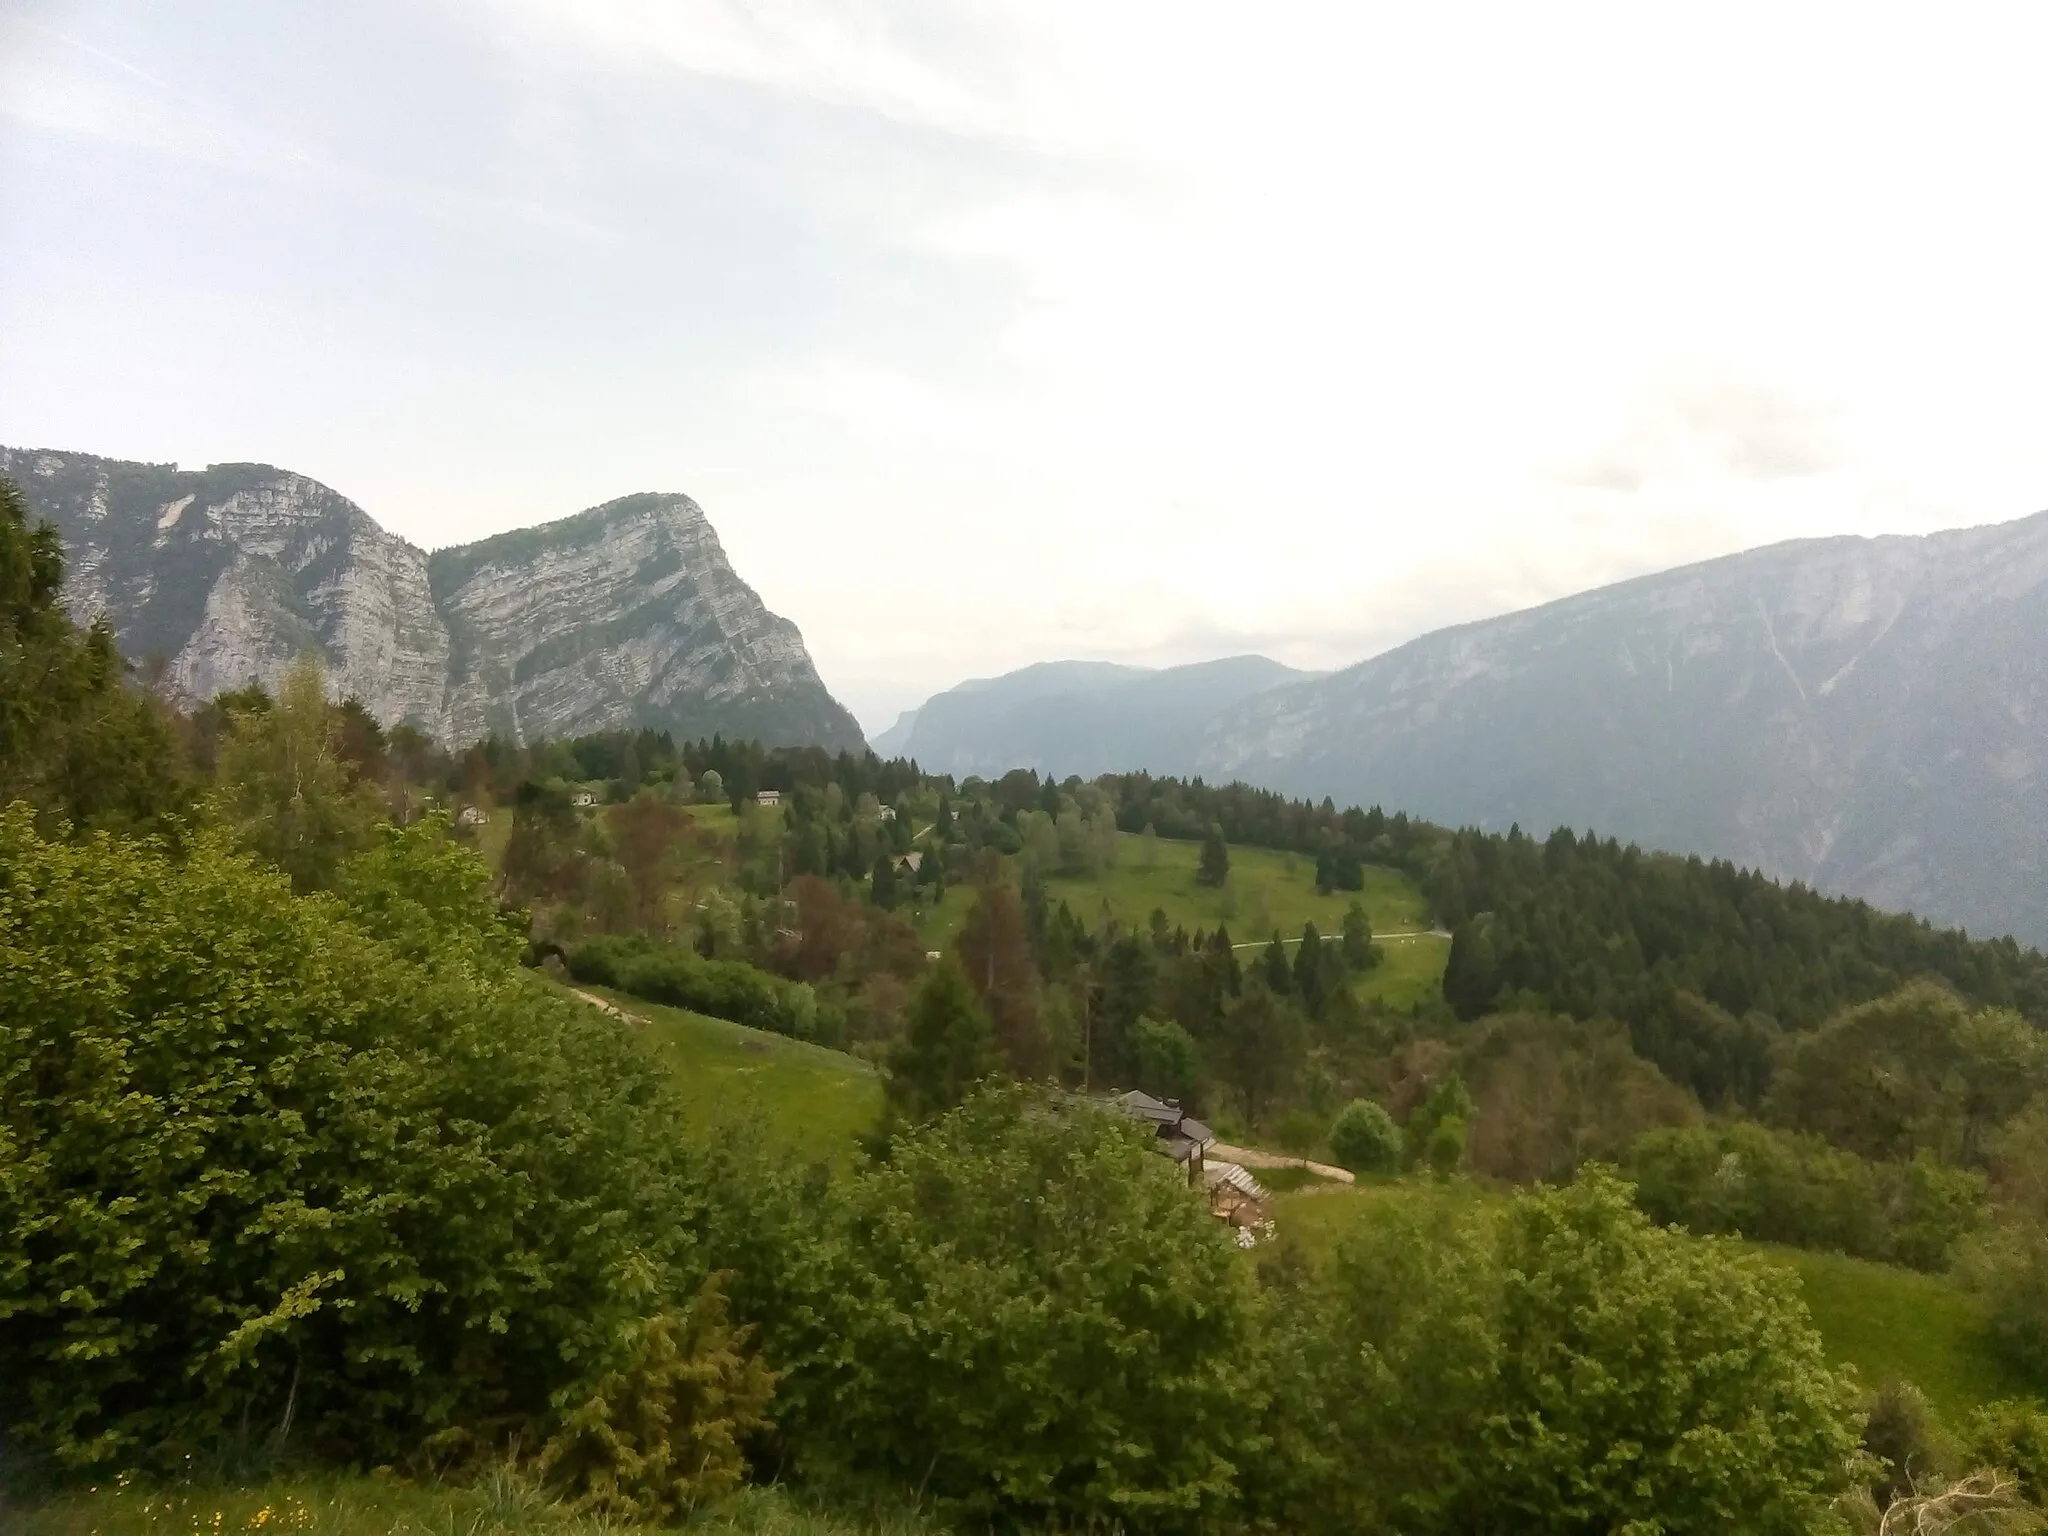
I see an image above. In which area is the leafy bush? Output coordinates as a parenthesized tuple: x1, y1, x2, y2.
(1625, 1121, 1987, 1270)
(1327, 1099, 1403, 1173)
(759, 1087, 1265, 1532)
(1957, 1220, 2048, 1381)
(0, 809, 737, 1472)
(566, 935, 816, 1038)
(1961, 1400, 2048, 1506)
(1287, 1167, 1861, 1534)
(536, 1276, 775, 1522)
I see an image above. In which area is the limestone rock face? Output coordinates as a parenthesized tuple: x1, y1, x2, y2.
(2, 446, 864, 752)
(1196, 511, 2048, 945)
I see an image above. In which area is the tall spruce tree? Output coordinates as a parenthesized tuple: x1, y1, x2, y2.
(1196, 822, 1230, 886)
(887, 958, 1001, 1121)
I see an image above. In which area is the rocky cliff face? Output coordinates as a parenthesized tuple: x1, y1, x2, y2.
(1, 447, 865, 752)
(1198, 511, 2048, 945)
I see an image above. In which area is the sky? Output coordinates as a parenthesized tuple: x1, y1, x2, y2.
(5, 3, 2048, 737)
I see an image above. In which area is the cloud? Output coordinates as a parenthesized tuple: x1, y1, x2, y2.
(1560, 368, 1844, 492)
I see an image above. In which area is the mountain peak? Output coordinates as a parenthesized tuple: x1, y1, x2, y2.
(2, 445, 865, 752)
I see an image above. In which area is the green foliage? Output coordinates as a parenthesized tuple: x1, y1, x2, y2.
(1958, 1220, 2048, 1382)
(0, 476, 187, 833)
(1328, 1098, 1403, 1173)
(1963, 1400, 2048, 1506)
(1405, 1072, 1475, 1174)
(536, 1276, 775, 1522)
(781, 1088, 1265, 1531)
(1340, 899, 1375, 969)
(1459, 1012, 1699, 1184)
(565, 935, 818, 1038)
(213, 659, 383, 892)
(332, 813, 526, 970)
(883, 958, 999, 1122)
(1131, 1015, 1202, 1106)
(1195, 822, 1229, 887)
(1766, 982, 2048, 1167)
(0, 808, 716, 1471)
(1430, 827, 2048, 1108)
(1627, 1121, 1989, 1271)
(1291, 1168, 1861, 1535)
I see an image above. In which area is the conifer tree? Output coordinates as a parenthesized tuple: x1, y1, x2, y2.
(1262, 932, 1293, 995)
(887, 958, 1001, 1121)
(1196, 822, 1230, 886)
(1294, 921, 1326, 1014)
(1342, 900, 1375, 969)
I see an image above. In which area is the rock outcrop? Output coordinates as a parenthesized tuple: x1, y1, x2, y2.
(1, 446, 865, 752)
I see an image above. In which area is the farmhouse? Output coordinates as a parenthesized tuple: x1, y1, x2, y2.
(457, 804, 489, 827)
(1116, 1090, 1214, 1184)
(571, 791, 596, 808)
(756, 789, 782, 807)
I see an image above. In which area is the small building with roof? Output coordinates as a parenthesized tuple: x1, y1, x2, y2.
(1115, 1089, 1215, 1186)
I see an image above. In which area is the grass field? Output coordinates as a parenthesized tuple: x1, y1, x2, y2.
(1267, 1179, 2046, 1422)
(1745, 1244, 2044, 1421)
(13, 1474, 927, 1536)
(912, 831, 1438, 948)
(1352, 932, 1452, 1010)
(558, 983, 882, 1163)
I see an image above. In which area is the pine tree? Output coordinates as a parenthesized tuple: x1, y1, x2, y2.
(871, 851, 900, 910)
(1342, 900, 1376, 970)
(1262, 932, 1293, 995)
(1196, 823, 1230, 887)
(1294, 922, 1326, 1015)
(887, 958, 1001, 1121)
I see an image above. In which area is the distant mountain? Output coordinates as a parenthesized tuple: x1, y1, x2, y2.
(1198, 511, 2048, 946)
(1, 446, 865, 751)
(883, 655, 1309, 780)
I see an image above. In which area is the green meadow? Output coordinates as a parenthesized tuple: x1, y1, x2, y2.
(553, 982, 882, 1164)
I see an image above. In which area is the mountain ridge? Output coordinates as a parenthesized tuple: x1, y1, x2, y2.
(1198, 508, 2048, 944)
(0, 445, 866, 752)
(878, 654, 1310, 780)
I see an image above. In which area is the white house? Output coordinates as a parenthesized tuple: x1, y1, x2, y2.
(756, 789, 783, 807)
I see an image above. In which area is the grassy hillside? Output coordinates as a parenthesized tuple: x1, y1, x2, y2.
(1268, 1180, 2045, 1422)
(1752, 1244, 2042, 1422)
(908, 831, 1447, 989)
(557, 982, 882, 1163)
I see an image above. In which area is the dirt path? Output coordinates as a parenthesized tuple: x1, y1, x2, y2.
(1229, 928, 1448, 950)
(1209, 1141, 1354, 1184)
(571, 987, 645, 1026)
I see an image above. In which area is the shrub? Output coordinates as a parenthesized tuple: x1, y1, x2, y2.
(1957, 1220, 2048, 1381)
(566, 935, 814, 1038)
(774, 1087, 1265, 1531)
(1328, 1099, 1403, 1174)
(1625, 1121, 1987, 1270)
(0, 809, 727, 1472)
(1292, 1167, 1861, 1535)
(1961, 1400, 2048, 1506)
(536, 1276, 775, 1522)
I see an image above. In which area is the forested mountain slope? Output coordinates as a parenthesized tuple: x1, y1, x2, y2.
(1197, 511, 2048, 945)
(877, 654, 1307, 778)
(0, 446, 865, 751)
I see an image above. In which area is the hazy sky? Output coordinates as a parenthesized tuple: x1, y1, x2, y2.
(6, 3, 2048, 734)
